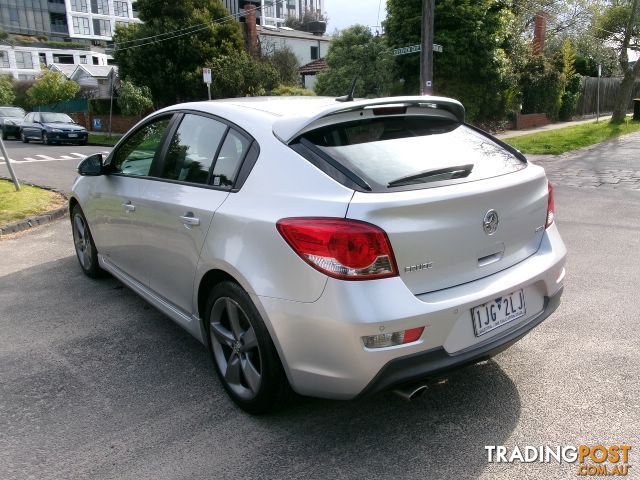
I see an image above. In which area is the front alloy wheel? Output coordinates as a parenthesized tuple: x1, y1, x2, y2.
(42, 132, 50, 145)
(71, 205, 104, 278)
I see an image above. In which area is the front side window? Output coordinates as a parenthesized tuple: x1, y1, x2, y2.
(160, 114, 227, 184)
(15, 52, 34, 69)
(111, 117, 171, 177)
(211, 129, 251, 187)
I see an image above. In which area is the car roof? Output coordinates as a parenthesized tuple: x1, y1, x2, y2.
(158, 96, 465, 144)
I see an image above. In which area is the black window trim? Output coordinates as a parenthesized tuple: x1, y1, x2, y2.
(105, 109, 259, 192)
(290, 117, 528, 193)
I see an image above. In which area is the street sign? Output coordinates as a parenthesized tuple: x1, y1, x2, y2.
(203, 67, 212, 84)
(393, 44, 443, 56)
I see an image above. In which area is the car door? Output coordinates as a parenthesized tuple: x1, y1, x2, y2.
(89, 114, 174, 284)
(138, 113, 251, 313)
(22, 113, 35, 138)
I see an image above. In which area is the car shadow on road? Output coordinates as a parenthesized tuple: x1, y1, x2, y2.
(1, 255, 521, 480)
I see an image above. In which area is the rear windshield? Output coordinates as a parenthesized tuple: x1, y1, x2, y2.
(299, 116, 525, 190)
(0, 107, 25, 118)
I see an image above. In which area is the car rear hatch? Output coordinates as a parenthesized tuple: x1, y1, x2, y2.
(285, 98, 550, 295)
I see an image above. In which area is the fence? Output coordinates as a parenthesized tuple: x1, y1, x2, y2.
(576, 77, 640, 117)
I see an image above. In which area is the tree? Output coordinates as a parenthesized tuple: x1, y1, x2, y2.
(385, 0, 520, 122)
(117, 80, 154, 116)
(209, 51, 279, 98)
(26, 71, 79, 106)
(284, 9, 328, 34)
(315, 25, 394, 98)
(0, 75, 15, 105)
(113, 0, 244, 107)
(595, 0, 640, 122)
(264, 46, 300, 87)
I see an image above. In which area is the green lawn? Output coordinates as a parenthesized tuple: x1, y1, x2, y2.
(88, 133, 122, 146)
(0, 180, 65, 225)
(505, 118, 640, 155)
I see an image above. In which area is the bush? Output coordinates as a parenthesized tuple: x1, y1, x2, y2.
(559, 74, 582, 121)
(209, 52, 279, 98)
(264, 47, 300, 87)
(27, 71, 80, 107)
(0, 75, 15, 105)
(117, 80, 153, 116)
(520, 56, 564, 121)
(270, 85, 315, 96)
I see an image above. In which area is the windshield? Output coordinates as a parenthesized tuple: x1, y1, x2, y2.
(0, 107, 25, 118)
(40, 113, 74, 123)
(300, 116, 526, 190)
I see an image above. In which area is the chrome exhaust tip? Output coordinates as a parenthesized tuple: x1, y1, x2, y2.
(393, 383, 428, 401)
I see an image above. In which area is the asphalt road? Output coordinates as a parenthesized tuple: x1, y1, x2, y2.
(1, 136, 639, 479)
(0, 139, 112, 192)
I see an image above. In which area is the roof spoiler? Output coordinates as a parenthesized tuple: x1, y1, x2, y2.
(273, 96, 465, 144)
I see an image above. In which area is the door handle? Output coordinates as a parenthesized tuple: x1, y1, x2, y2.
(122, 202, 135, 212)
(179, 214, 200, 227)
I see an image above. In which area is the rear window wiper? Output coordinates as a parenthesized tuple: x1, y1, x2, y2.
(387, 164, 474, 188)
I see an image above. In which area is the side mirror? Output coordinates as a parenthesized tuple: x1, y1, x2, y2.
(77, 153, 103, 176)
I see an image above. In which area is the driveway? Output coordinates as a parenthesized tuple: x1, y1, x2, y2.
(1, 135, 639, 480)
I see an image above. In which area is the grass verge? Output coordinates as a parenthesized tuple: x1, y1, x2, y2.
(0, 180, 66, 225)
(88, 133, 122, 146)
(505, 118, 640, 155)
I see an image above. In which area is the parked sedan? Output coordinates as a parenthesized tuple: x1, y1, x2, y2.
(0, 106, 26, 139)
(21, 112, 88, 145)
(69, 96, 566, 414)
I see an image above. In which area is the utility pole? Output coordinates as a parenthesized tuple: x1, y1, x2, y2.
(420, 0, 435, 95)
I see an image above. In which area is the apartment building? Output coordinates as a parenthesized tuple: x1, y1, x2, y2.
(221, 0, 324, 27)
(0, 0, 138, 79)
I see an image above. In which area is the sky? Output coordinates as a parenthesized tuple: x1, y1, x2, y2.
(323, 0, 387, 35)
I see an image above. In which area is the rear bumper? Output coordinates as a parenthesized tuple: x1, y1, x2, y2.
(358, 286, 563, 397)
(254, 224, 567, 400)
(2, 125, 20, 135)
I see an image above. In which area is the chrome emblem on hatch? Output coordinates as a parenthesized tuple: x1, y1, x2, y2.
(483, 209, 499, 235)
(404, 262, 433, 273)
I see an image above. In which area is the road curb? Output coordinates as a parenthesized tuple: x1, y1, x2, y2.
(0, 176, 69, 236)
(87, 142, 117, 147)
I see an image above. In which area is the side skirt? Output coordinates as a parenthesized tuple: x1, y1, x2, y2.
(98, 254, 207, 345)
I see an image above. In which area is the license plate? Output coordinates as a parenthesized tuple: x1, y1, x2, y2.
(68, 133, 78, 138)
(471, 289, 526, 337)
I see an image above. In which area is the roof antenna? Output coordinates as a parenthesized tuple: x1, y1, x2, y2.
(336, 74, 358, 102)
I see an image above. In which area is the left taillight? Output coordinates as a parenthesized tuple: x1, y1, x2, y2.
(546, 182, 555, 228)
(276, 218, 398, 280)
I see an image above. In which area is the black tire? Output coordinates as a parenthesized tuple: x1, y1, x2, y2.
(42, 131, 50, 145)
(71, 205, 105, 279)
(206, 281, 291, 414)
(20, 131, 28, 143)
(78, 140, 87, 146)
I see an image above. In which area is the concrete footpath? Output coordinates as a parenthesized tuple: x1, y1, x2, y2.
(496, 115, 613, 139)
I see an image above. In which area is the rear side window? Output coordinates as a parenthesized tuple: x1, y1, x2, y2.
(161, 114, 227, 184)
(211, 129, 251, 187)
(299, 116, 525, 191)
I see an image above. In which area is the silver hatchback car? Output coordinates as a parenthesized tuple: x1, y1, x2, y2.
(70, 96, 566, 413)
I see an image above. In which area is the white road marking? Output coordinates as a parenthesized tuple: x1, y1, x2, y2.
(36, 154, 56, 160)
(70, 153, 86, 158)
(24, 157, 37, 161)
(60, 155, 73, 159)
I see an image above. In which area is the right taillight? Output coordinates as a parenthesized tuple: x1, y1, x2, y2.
(546, 182, 555, 229)
(276, 217, 398, 280)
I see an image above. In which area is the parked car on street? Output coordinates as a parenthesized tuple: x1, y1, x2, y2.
(0, 106, 26, 140)
(69, 96, 566, 414)
(20, 112, 88, 145)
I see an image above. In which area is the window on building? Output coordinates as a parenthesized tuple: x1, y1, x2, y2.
(39, 53, 47, 66)
(53, 54, 74, 64)
(90, 0, 109, 15)
(107, 58, 117, 65)
(80, 55, 88, 64)
(18, 74, 36, 80)
(71, 0, 88, 13)
(92, 56, 99, 65)
(114, 1, 128, 17)
(93, 18, 112, 37)
(72, 16, 90, 35)
(15, 52, 34, 70)
(0, 51, 10, 69)
(9, 8, 19, 23)
(310, 46, 319, 60)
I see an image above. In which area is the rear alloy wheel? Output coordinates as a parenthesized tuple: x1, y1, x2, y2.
(206, 281, 290, 414)
(71, 205, 105, 278)
(20, 131, 28, 143)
